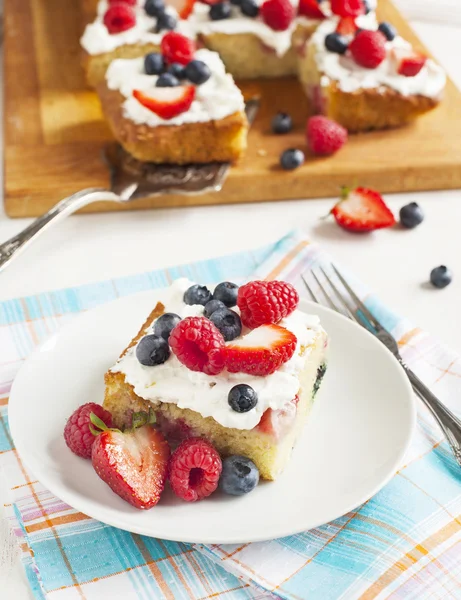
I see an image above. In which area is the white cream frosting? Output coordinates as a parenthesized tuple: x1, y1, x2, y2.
(81, 0, 189, 55)
(312, 14, 446, 97)
(106, 48, 246, 126)
(111, 278, 325, 430)
(185, 0, 378, 57)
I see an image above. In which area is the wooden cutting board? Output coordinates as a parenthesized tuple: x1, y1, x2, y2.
(4, 0, 461, 217)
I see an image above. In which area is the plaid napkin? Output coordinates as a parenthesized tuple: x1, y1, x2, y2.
(1, 229, 461, 600)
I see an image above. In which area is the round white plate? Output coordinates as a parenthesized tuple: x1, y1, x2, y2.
(9, 292, 415, 544)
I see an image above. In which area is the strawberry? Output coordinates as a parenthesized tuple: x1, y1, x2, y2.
(298, 0, 326, 20)
(335, 16, 358, 36)
(330, 0, 364, 17)
(260, 0, 295, 31)
(225, 324, 297, 376)
(349, 30, 387, 69)
(133, 86, 195, 120)
(92, 424, 170, 509)
(257, 401, 297, 438)
(331, 187, 396, 232)
(178, 0, 196, 19)
(392, 47, 427, 77)
(161, 32, 196, 65)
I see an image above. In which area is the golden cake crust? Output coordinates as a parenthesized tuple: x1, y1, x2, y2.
(96, 83, 249, 164)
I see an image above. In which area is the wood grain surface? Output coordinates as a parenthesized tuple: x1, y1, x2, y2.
(4, 0, 461, 217)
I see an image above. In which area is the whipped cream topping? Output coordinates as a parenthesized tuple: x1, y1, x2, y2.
(111, 279, 324, 430)
(312, 14, 446, 97)
(81, 0, 188, 55)
(106, 48, 246, 126)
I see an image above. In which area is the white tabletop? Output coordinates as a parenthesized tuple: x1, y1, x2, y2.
(2, 6, 461, 599)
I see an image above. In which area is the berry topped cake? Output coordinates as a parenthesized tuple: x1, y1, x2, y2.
(103, 278, 328, 480)
(81, 0, 190, 86)
(97, 32, 248, 163)
(299, 12, 446, 131)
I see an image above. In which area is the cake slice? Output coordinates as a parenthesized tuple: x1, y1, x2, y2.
(299, 13, 446, 131)
(103, 278, 328, 481)
(97, 35, 248, 164)
(81, 0, 188, 86)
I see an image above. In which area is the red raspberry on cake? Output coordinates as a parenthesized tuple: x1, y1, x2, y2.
(169, 316, 225, 375)
(64, 403, 113, 459)
(225, 324, 297, 376)
(169, 438, 222, 502)
(161, 32, 196, 66)
(307, 115, 348, 156)
(260, 0, 295, 32)
(237, 280, 299, 329)
(330, 0, 364, 17)
(350, 30, 387, 69)
(103, 3, 136, 34)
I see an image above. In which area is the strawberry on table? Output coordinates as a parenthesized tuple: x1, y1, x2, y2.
(133, 86, 196, 120)
(225, 323, 297, 376)
(392, 47, 427, 77)
(92, 422, 170, 509)
(298, 0, 326, 20)
(330, 187, 396, 232)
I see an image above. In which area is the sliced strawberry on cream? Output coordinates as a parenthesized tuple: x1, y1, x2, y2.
(133, 86, 195, 120)
(392, 47, 427, 77)
(335, 16, 358, 36)
(298, 0, 326, 19)
(225, 324, 297, 377)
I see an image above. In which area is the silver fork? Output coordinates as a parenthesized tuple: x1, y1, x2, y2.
(302, 264, 461, 468)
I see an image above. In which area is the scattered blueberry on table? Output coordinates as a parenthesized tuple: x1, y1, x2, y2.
(272, 112, 293, 135)
(280, 148, 305, 170)
(430, 266, 452, 289)
(399, 202, 424, 228)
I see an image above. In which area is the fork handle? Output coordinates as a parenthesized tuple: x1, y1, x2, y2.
(402, 361, 461, 465)
(0, 188, 120, 274)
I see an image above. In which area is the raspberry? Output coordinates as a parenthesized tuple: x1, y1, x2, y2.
(307, 115, 348, 156)
(103, 3, 137, 34)
(349, 30, 387, 69)
(169, 317, 225, 375)
(168, 438, 222, 501)
(260, 0, 295, 32)
(64, 403, 113, 459)
(108, 0, 136, 4)
(161, 32, 196, 66)
(237, 280, 299, 329)
(330, 0, 364, 17)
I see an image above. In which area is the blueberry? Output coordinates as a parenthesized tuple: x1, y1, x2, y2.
(228, 384, 258, 413)
(184, 284, 213, 306)
(378, 21, 397, 41)
(230, 0, 241, 4)
(156, 72, 179, 87)
(271, 112, 292, 135)
(399, 202, 424, 229)
(184, 60, 212, 85)
(362, 0, 372, 14)
(145, 0, 165, 17)
(153, 313, 181, 340)
(240, 0, 259, 17)
(136, 334, 170, 366)
(204, 299, 226, 318)
(209, 308, 242, 341)
(325, 32, 349, 54)
(219, 456, 259, 495)
(155, 11, 177, 32)
(430, 266, 452, 289)
(144, 52, 165, 75)
(213, 281, 239, 307)
(168, 62, 185, 79)
(209, 2, 232, 20)
(280, 148, 304, 170)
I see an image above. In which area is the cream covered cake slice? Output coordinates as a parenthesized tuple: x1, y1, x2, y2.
(81, 0, 190, 86)
(299, 12, 446, 131)
(104, 278, 328, 481)
(97, 32, 248, 164)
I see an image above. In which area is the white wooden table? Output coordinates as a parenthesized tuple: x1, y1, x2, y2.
(2, 2, 461, 597)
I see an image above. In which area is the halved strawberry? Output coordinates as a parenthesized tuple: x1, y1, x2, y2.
(92, 425, 170, 509)
(178, 0, 196, 19)
(298, 0, 326, 20)
(257, 397, 298, 438)
(331, 187, 396, 232)
(392, 47, 427, 77)
(133, 86, 195, 120)
(225, 324, 297, 376)
(336, 16, 358, 35)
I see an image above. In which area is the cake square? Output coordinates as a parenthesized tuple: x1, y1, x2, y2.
(103, 279, 328, 480)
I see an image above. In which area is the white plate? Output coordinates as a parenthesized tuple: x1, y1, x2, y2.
(9, 292, 415, 544)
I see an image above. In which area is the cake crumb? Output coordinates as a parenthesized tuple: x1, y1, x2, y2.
(257, 148, 268, 157)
